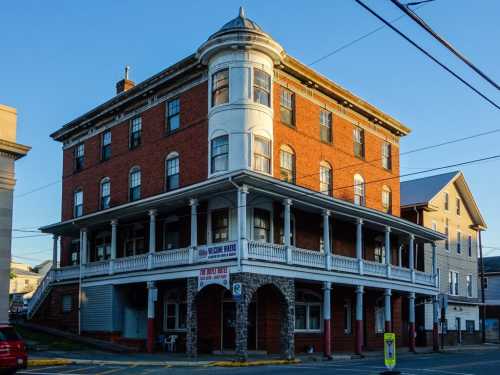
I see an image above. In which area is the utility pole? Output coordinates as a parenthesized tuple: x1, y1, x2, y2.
(479, 230, 486, 343)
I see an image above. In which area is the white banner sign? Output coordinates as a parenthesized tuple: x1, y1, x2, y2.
(198, 266, 230, 291)
(198, 242, 237, 260)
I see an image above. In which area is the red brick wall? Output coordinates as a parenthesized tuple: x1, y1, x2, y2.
(272, 79, 401, 217)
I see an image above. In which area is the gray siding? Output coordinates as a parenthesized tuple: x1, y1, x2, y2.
(484, 275, 500, 304)
(81, 285, 116, 332)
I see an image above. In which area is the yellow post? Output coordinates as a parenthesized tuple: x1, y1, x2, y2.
(384, 332, 397, 371)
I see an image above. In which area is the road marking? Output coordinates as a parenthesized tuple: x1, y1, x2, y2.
(96, 366, 128, 375)
(24, 365, 72, 372)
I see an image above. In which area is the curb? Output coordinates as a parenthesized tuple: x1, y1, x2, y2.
(209, 359, 301, 367)
(28, 359, 74, 367)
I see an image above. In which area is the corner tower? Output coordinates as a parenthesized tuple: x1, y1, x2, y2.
(198, 7, 284, 177)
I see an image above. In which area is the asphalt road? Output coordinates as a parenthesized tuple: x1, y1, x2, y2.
(18, 350, 500, 375)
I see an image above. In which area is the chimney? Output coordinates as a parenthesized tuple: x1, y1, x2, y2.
(116, 65, 135, 94)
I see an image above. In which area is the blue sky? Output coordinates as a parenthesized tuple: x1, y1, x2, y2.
(1, 0, 499, 265)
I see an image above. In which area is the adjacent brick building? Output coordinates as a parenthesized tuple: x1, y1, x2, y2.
(29, 8, 444, 357)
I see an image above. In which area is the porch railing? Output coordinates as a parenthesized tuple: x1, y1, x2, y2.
(247, 241, 286, 263)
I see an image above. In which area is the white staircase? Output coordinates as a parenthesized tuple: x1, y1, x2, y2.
(27, 270, 54, 319)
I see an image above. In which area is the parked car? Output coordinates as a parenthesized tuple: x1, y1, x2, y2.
(0, 325, 27, 374)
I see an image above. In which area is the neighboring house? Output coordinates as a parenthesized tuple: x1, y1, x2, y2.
(401, 171, 486, 346)
(0, 105, 30, 323)
(9, 261, 42, 297)
(29, 8, 444, 357)
(480, 256, 500, 342)
(33, 260, 53, 277)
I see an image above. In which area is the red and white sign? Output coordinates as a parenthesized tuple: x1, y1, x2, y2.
(198, 266, 230, 291)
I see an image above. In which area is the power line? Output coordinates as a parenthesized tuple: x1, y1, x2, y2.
(390, 0, 499, 90)
(353, 0, 500, 110)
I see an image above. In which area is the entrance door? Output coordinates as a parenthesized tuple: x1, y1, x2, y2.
(248, 302, 257, 350)
(222, 301, 236, 350)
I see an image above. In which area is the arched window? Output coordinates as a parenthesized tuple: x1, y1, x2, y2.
(253, 135, 271, 174)
(73, 188, 83, 218)
(166, 152, 180, 191)
(100, 177, 111, 210)
(280, 145, 295, 183)
(354, 174, 365, 206)
(320, 161, 333, 196)
(129, 167, 141, 202)
(211, 135, 229, 173)
(382, 185, 392, 213)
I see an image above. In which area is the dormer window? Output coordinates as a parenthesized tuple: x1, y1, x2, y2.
(253, 68, 271, 107)
(212, 69, 229, 106)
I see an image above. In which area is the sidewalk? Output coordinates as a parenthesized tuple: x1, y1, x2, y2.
(28, 343, 500, 368)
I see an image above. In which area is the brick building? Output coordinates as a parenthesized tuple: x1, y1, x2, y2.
(29, 8, 444, 357)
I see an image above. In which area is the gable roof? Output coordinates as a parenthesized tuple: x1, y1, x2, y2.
(401, 170, 487, 229)
(483, 256, 500, 273)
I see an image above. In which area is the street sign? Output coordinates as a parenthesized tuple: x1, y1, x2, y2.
(232, 282, 242, 302)
(384, 333, 396, 371)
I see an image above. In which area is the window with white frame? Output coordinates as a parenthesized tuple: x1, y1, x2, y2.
(354, 174, 365, 206)
(280, 87, 295, 126)
(74, 143, 85, 171)
(295, 290, 321, 332)
(130, 117, 142, 149)
(100, 177, 110, 209)
(129, 167, 141, 201)
(320, 161, 333, 196)
(163, 290, 187, 331)
(253, 208, 271, 243)
(253, 68, 271, 106)
(124, 224, 146, 257)
(166, 98, 180, 133)
(212, 208, 229, 243)
(280, 145, 295, 183)
(344, 300, 352, 334)
(212, 69, 229, 106)
(320, 109, 332, 143)
(101, 130, 112, 161)
(61, 295, 73, 313)
(466, 274, 473, 297)
(444, 192, 449, 211)
(375, 305, 385, 333)
(456, 197, 461, 216)
(70, 240, 80, 266)
(374, 239, 385, 263)
(253, 135, 271, 174)
(468, 235, 472, 257)
(444, 218, 449, 250)
(94, 231, 111, 261)
(353, 127, 365, 158)
(382, 185, 392, 213)
(382, 142, 392, 170)
(457, 231, 462, 254)
(449, 271, 459, 295)
(73, 188, 83, 218)
(211, 135, 229, 173)
(166, 152, 180, 191)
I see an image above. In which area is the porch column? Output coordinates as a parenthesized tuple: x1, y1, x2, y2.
(431, 242, 438, 287)
(148, 209, 157, 269)
(186, 278, 198, 357)
(398, 242, 402, 267)
(238, 186, 249, 262)
(146, 281, 157, 353)
(80, 228, 87, 265)
(356, 219, 363, 274)
(355, 285, 364, 355)
(433, 295, 440, 352)
(409, 234, 415, 283)
(109, 220, 118, 275)
(283, 199, 293, 264)
(323, 281, 332, 358)
(385, 226, 391, 277)
(189, 199, 198, 263)
(323, 210, 331, 270)
(52, 235, 59, 269)
(408, 292, 416, 352)
(384, 288, 392, 332)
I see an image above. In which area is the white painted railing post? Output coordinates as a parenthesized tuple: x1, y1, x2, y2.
(189, 198, 198, 264)
(409, 234, 415, 283)
(356, 218, 363, 275)
(283, 199, 293, 264)
(239, 186, 249, 261)
(109, 220, 118, 275)
(385, 226, 391, 278)
(323, 210, 332, 271)
(148, 209, 157, 269)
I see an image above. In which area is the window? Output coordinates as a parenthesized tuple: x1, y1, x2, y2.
(129, 167, 141, 201)
(74, 143, 84, 171)
(253, 209, 271, 243)
(212, 69, 229, 106)
(280, 87, 295, 126)
(94, 232, 111, 261)
(457, 231, 461, 253)
(280, 145, 295, 183)
(211, 135, 229, 173)
(466, 274, 473, 297)
(374, 240, 385, 263)
(483, 277, 488, 289)
(295, 291, 321, 332)
(320, 109, 332, 143)
(375, 306, 385, 333)
(344, 300, 352, 334)
(382, 186, 392, 213)
(444, 192, 449, 211)
(166, 153, 180, 191)
(444, 218, 449, 250)
(253, 68, 271, 106)
(163, 290, 187, 331)
(466, 320, 475, 333)
(163, 217, 180, 250)
(354, 174, 365, 206)
(320, 161, 333, 196)
(212, 209, 229, 243)
(166, 98, 180, 133)
(124, 225, 146, 256)
(456, 198, 461, 216)
(130, 117, 142, 149)
(70, 240, 80, 266)
(382, 142, 392, 170)
(468, 235, 473, 257)
(61, 295, 73, 313)
(73, 189, 83, 218)
(101, 130, 112, 161)
(353, 127, 365, 159)
(100, 178, 111, 209)
(253, 136, 271, 174)
(449, 271, 459, 295)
